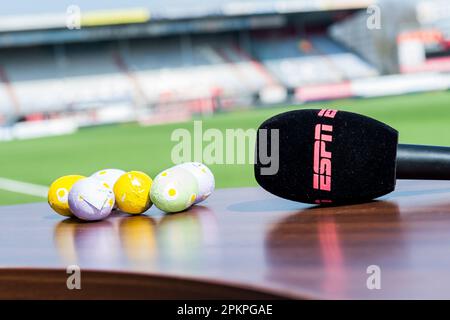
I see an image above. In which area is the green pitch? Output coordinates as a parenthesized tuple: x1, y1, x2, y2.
(1, 91, 450, 206)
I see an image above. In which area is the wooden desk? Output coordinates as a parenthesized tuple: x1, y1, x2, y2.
(1, 180, 450, 299)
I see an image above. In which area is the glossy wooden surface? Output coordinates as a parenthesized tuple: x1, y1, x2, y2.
(1, 180, 450, 299)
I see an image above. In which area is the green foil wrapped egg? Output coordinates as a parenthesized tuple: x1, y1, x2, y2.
(150, 166, 199, 213)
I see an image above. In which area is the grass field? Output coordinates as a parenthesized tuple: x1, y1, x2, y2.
(1, 91, 450, 206)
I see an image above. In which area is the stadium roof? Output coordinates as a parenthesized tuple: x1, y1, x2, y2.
(1, 0, 374, 32)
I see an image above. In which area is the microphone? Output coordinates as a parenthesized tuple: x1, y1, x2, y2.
(254, 109, 450, 205)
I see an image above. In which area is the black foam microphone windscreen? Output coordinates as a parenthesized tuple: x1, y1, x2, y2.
(254, 109, 399, 204)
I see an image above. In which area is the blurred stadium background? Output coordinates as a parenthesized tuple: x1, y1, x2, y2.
(1, 0, 450, 205)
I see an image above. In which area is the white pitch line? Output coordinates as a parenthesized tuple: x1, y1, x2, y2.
(0, 177, 48, 198)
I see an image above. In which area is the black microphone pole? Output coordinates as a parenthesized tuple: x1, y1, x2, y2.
(396, 144, 450, 179)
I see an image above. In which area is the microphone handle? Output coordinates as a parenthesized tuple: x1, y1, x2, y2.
(396, 144, 450, 179)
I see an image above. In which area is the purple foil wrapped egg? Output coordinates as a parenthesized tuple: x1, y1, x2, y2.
(68, 177, 115, 221)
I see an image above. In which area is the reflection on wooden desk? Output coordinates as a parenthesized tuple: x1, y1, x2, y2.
(1, 180, 450, 299)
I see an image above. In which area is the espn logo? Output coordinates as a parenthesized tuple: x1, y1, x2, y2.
(313, 109, 337, 192)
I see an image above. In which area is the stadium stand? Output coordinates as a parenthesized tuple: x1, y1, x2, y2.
(251, 32, 378, 87)
(123, 35, 267, 103)
(11, 0, 440, 140)
(0, 43, 134, 116)
(0, 31, 378, 117)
